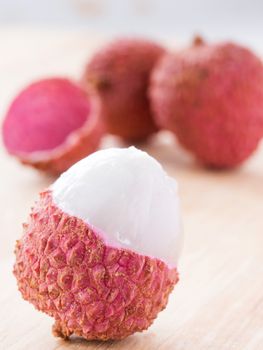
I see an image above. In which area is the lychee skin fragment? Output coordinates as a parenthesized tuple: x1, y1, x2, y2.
(2, 78, 104, 174)
(14, 191, 179, 341)
(150, 41, 263, 168)
(21, 113, 104, 174)
(82, 38, 165, 141)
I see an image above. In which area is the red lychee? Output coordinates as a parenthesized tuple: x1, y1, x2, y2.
(14, 147, 182, 341)
(82, 38, 165, 142)
(2, 78, 104, 174)
(150, 38, 263, 168)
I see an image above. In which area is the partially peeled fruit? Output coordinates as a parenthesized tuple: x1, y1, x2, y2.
(14, 147, 183, 340)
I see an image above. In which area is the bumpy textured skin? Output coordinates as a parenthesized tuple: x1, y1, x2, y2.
(82, 38, 165, 141)
(14, 191, 178, 340)
(150, 40, 263, 168)
(2, 78, 104, 174)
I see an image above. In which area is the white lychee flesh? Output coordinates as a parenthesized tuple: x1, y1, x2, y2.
(52, 146, 182, 266)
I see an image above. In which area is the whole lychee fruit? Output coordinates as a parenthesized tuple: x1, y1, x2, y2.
(2, 78, 104, 174)
(14, 147, 182, 341)
(82, 38, 165, 141)
(150, 38, 263, 168)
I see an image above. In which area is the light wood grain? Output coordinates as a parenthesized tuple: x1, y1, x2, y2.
(1, 28, 263, 350)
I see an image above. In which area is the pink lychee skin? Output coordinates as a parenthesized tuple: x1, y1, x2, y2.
(2, 78, 104, 174)
(21, 111, 104, 175)
(150, 40, 263, 168)
(14, 191, 179, 341)
(82, 38, 165, 141)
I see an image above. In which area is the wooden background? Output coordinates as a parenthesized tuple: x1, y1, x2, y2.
(1, 29, 263, 350)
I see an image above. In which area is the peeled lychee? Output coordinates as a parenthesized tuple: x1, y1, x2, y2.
(14, 147, 182, 341)
(82, 38, 165, 141)
(2, 78, 104, 174)
(150, 38, 263, 168)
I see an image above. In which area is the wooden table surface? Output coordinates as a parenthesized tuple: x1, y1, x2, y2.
(1, 28, 263, 350)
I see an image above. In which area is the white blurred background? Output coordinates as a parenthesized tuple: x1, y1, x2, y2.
(0, 0, 262, 50)
(0, 0, 262, 116)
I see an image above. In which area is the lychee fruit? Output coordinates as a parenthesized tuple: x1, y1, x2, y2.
(2, 78, 104, 174)
(14, 147, 182, 341)
(150, 38, 263, 168)
(82, 38, 165, 142)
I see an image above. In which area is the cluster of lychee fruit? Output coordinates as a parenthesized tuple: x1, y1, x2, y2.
(3, 36, 263, 173)
(3, 35, 263, 342)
